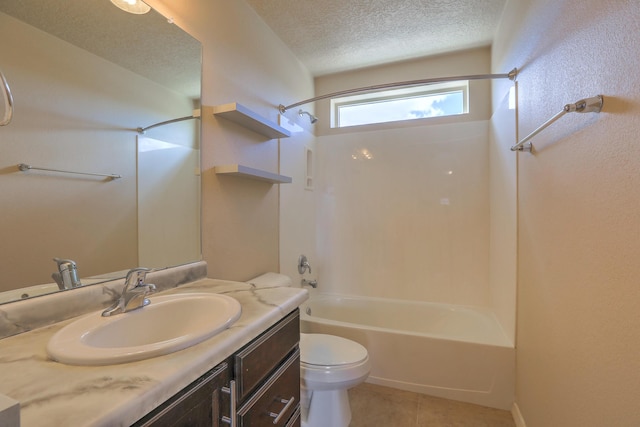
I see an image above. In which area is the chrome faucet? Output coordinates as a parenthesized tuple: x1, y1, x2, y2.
(52, 258, 81, 290)
(298, 255, 316, 287)
(301, 279, 317, 288)
(298, 255, 312, 274)
(102, 267, 156, 317)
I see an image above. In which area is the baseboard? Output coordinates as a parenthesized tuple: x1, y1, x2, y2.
(512, 402, 526, 427)
(364, 376, 512, 411)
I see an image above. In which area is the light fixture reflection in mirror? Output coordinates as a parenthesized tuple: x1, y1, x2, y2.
(110, 0, 151, 14)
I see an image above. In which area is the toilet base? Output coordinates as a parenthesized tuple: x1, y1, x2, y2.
(302, 388, 351, 427)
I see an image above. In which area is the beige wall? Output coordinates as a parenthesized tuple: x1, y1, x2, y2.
(493, 1, 640, 425)
(149, 0, 314, 281)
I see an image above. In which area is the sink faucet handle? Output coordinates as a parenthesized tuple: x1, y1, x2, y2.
(124, 267, 152, 290)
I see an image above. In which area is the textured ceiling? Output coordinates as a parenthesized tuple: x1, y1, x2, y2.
(245, 0, 507, 76)
(0, 0, 201, 99)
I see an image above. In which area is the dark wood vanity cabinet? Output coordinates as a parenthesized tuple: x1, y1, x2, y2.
(133, 362, 229, 427)
(235, 309, 301, 427)
(132, 309, 301, 427)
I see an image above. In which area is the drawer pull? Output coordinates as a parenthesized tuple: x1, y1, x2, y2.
(221, 380, 237, 427)
(268, 396, 295, 425)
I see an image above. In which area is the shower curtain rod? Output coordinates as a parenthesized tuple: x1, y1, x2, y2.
(278, 68, 518, 113)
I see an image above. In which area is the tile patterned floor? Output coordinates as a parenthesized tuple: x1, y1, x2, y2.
(348, 383, 515, 427)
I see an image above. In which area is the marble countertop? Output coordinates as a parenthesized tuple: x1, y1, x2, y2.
(0, 278, 308, 427)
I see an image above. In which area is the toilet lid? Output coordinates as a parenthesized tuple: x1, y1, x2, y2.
(300, 334, 368, 366)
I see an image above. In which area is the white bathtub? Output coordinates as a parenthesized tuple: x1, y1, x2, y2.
(300, 294, 515, 410)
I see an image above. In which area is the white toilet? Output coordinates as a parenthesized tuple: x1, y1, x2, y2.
(299, 333, 371, 427)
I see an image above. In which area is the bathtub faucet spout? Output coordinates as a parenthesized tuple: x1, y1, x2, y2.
(301, 279, 317, 288)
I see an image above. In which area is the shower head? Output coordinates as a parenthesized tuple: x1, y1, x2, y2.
(298, 109, 318, 124)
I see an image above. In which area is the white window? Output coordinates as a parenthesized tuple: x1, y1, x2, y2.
(331, 81, 469, 128)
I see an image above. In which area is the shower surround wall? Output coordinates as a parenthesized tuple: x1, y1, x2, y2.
(315, 120, 491, 307)
(313, 48, 516, 334)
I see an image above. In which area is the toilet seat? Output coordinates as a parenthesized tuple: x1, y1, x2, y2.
(300, 333, 368, 366)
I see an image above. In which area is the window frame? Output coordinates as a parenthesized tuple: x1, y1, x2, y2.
(330, 80, 469, 129)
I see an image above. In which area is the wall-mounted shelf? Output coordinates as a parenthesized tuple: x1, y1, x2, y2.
(213, 103, 291, 139)
(214, 164, 292, 184)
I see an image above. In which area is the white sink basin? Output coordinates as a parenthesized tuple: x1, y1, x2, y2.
(47, 293, 241, 366)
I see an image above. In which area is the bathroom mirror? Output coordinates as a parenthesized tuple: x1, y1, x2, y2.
(0, 0, 202, 304)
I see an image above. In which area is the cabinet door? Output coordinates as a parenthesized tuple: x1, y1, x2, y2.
(132, 362, 229, 427)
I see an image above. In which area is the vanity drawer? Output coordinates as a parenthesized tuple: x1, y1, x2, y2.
(237, 349, 300, 427)
(234, 309, 299, 401)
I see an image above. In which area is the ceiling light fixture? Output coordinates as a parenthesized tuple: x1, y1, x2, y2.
(110, 0, 151, 14)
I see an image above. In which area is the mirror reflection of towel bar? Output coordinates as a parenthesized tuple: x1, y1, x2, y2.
(17, 163, 121, 180)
